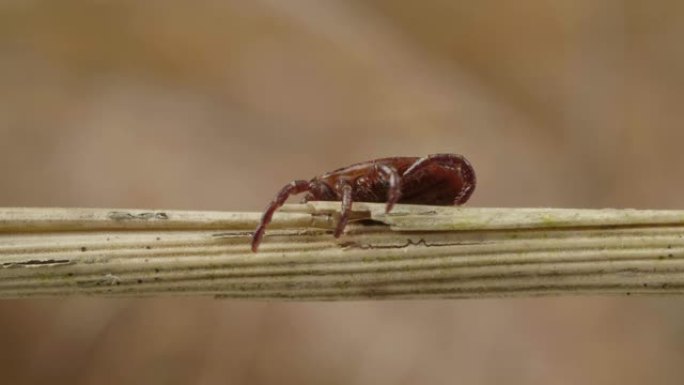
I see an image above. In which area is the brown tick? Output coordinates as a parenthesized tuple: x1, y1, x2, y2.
(251, 153, 476, 252)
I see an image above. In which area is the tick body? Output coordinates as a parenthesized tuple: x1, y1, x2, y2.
(251, 153, 476, 252)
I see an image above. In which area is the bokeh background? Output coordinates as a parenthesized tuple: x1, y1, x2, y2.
(1, 1, 684, 384)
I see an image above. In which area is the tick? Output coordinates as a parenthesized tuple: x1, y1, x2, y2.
(251, 153, 476, 252)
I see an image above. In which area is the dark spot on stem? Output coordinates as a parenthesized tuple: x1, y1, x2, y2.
(2, 259, 71, 268)
(108, 211, 169, 221)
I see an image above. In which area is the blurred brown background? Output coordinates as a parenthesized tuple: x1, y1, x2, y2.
(1, 0, 684, 384)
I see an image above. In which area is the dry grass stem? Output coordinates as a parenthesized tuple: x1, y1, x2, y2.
(1, 203, 683, 299)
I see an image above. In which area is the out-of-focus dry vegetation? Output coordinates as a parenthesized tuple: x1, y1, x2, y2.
(1, 1, 684, 384)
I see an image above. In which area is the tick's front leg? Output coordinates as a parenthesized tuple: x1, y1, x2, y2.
(252, 180, 312, 252)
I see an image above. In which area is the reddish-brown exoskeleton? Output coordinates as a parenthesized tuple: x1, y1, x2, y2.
(251, 153, 476, 252)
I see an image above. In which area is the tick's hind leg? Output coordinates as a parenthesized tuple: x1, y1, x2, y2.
(252, 180, 312, 252)
(334, 180, 353, 238)
(402, 154, 476, 205)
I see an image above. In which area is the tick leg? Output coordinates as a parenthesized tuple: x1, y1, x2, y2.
(334, 181, 353, 238)
(402, 153, 476, 205)
(376, 164, 401, 213)
(252, 180, 311, 252)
